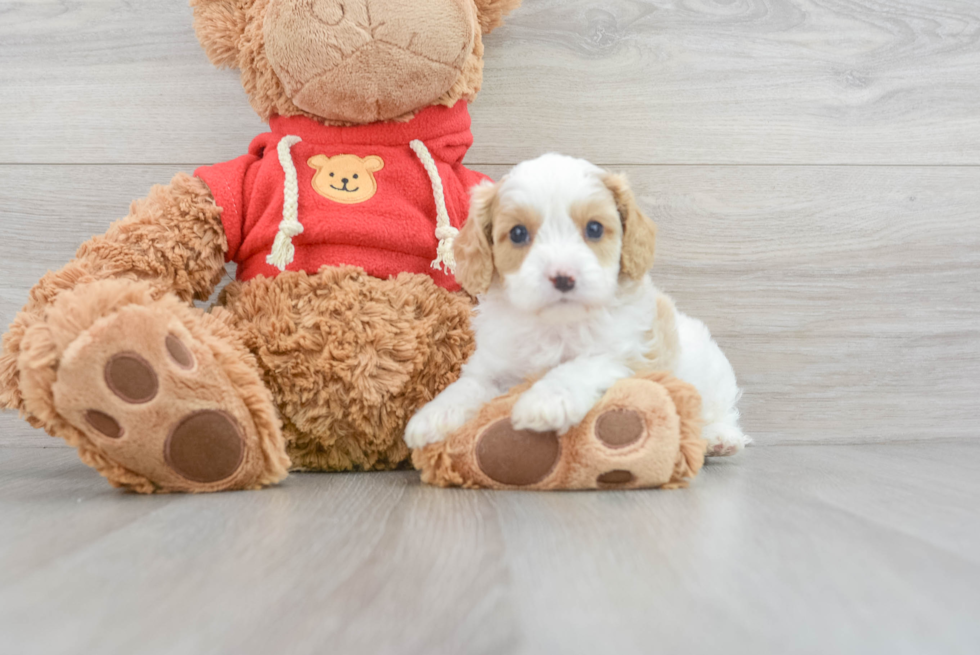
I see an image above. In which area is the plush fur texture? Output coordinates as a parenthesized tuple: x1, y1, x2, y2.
(0, 174, 225, 415)
(413, 371, 706, 490)
(191, 0, 518, 125)
(1, 0, 522, 492)
(405, 154, 750, 458)
(15, 279, 289, 493)
(219, 267, 474, 472)
(1, 174, 474, 492)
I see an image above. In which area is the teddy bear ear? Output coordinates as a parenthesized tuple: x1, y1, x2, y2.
(190, 0, 252, 69)
(363, 156, 385, 173)
(473, 0, 523, 34)
(308, 155, 329, 169)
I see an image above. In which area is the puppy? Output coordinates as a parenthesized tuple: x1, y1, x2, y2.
(405, 154, 749, 456)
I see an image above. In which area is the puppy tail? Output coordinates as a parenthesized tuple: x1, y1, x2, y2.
(646, 293, 681, 371)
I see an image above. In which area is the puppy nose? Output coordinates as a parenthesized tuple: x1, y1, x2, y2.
(551, 275, 576, 293)
(341, 178, 349, 184)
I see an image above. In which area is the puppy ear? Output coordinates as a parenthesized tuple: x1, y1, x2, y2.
(604, 173, 657, 280)
(191, 0, 253, 69)
(473, 0, 523, 34)
(363, 156, 385, 173)
(454, 181, 498, 296)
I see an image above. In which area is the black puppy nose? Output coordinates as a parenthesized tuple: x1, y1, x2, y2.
(551, 275, 576, 293)
(341, 178, 349, 185)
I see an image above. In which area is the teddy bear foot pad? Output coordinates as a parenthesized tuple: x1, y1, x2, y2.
(473, 408, 649, 488)
(51, 304, 272, 492)
(414, 373, 707, 491)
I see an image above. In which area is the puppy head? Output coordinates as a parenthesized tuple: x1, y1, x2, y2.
(454, 154, 657, 315)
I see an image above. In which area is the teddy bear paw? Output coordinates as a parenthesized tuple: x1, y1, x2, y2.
(50, 304, 277, 492)
(419, 375, 703, 490)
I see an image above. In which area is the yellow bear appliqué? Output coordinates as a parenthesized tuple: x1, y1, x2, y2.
(308, 154, 385, 204)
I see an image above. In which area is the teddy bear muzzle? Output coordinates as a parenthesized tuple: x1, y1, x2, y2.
(264, 0, 478, 123)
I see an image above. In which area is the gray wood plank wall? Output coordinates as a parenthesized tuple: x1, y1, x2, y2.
(1, 0, 978, 448)
(2, 3, 980, 654)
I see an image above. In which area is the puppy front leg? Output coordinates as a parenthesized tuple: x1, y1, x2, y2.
(405, 372, 503, 448)
(511, 357, 633, 434)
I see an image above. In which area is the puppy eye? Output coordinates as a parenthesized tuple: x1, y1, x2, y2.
(329, 172, 335, 177)
(509, 225, 530, 245)
(586, 221, 604, 240)
(353, 174, 359, 179)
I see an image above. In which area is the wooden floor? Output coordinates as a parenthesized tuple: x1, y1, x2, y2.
(1, 442, 978, 655)
(1, 1, 979, 653)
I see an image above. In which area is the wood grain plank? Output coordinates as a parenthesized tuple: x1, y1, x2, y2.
(1, 0, 979, 165)
(0, 443, 977, 655)
(4, 164, 976, 446)
(625, 165, 980, 445)
(0, 413, 67, 448)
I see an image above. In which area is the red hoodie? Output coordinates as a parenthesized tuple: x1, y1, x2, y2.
(195, 102, 489, 291)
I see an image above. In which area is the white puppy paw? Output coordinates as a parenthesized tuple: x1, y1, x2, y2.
(404, 402, 470, 449)
(511, 382, 593, 434)
(703, 423, 751, 457)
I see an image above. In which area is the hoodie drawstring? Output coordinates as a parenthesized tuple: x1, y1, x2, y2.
(410, 139, 458, 275)
(267, 135, 303, 271)
(267, 135, 457, 276)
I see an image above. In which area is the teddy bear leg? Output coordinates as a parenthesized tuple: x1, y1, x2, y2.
(218, 267, 476, 473)
(415, 372, 707, 491)
(14, 279, 289, 493)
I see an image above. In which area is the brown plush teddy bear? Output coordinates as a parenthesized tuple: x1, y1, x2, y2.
(0, 0, 522, 493)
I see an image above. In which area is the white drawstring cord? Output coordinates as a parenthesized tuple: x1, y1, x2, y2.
(267, 136, 457, 276)
(410, 139, 458, 274)
(267, 135, 303, 271)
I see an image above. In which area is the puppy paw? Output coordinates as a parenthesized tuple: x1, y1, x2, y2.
(511, 382, 593, 434)
(703, 422, 751, 457)
(405, 401, 470, 449)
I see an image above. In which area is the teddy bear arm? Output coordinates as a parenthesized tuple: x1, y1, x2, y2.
(74, 173, 228, 303)
(0, 173, 228, 413)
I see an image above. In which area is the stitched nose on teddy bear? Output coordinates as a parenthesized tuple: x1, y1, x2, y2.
(264, 0, 477, 123)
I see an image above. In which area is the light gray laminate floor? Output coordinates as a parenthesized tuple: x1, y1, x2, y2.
(1, 439, 978, 655)
(1, 1, 979, 654)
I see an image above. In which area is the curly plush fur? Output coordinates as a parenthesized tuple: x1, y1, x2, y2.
(0, 0, 519, 493)
(1, 176, 289, 492)
(0, 170, 476, 491)
(0, 174, 225, 415)
(15, 279, 290, 493)
(220, 268, 474, 472)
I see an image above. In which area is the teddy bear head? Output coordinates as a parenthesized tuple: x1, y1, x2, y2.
(191, 0, 522, 125)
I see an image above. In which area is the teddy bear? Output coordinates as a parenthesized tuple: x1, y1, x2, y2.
(0, 0, 523, 493)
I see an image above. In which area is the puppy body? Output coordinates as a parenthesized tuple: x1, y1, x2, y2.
(405, 154, 749, 456)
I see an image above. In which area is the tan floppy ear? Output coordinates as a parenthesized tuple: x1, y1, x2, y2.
(190, 0, 253, 69)
(454, 181, 498, 295)
(473, 0, 523, 33)
(363, 156, 385, 173)
(604, 173, 658, 280)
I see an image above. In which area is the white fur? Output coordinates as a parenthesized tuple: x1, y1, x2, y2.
(405, 154, 750, 456)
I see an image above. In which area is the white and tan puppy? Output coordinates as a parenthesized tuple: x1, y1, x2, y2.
(405, 154, 749, 456)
